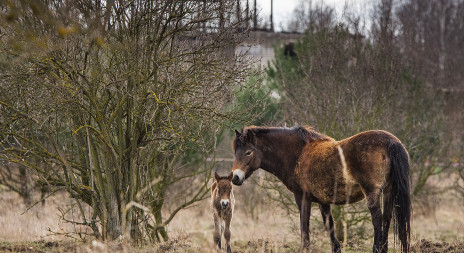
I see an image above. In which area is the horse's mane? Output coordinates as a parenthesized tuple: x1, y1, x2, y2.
(233, 125, 332, 150)
(296, 126, 333, 142)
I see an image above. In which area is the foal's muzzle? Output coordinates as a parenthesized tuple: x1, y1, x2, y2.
(220, 200, 229, 209)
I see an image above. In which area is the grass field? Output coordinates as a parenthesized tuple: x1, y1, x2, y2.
(1, 184, 464, 252)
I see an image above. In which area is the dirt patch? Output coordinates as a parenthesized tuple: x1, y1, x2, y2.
(232, 239, 300, 253)
(412, 239, 464, 253)
(155, 238, 198, 253)
(0, 245, 42, 253)
(0, 240, 61, 253)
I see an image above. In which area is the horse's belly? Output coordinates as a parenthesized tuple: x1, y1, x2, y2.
(335, 183, 365, 204)
(311, 182, 365, 205)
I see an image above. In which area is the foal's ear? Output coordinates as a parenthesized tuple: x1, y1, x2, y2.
(228, 172, 233, 181)
(235, 129, 240, 137)
(214, 172, 220, 182)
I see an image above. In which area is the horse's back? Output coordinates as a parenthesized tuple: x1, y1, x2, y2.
(340, 130, 404, 191)
(341, 130, 401, 147)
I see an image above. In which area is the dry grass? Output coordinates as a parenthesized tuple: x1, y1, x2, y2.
(0, 190, 85, 242)
(1, 185, 464, 252)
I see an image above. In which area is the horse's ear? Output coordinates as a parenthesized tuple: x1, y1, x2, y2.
(241, 128, 249, 142)
(214, 172, 220, 182)
(239, 128, 255, 144)
(228, 171, 233, 181)
(244, 129, 255, 143)
(235, 129, 240, 137)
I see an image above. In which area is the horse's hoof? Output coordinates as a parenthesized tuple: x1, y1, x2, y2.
(299, 246, 310, 253)
(333, 242, 341, 253)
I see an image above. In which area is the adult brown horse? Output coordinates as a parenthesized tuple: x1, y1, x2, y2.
(231, 126, 411, 253)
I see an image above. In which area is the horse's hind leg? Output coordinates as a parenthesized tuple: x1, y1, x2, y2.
(366, 188, 383, 253)
(319, 204, 341, 253)
(213, 214, 222, 250)
(224, 216, 232, 253)
(380, 189, 393, 253)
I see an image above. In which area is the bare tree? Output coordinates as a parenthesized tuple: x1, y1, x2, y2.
(397, 0, 464, 196)
(286, 0, 335, 33)
(0, 0, 259, 241)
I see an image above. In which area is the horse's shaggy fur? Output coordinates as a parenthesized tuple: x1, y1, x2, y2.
(232, 126, 411, 253)
(211, 172, 234, 253)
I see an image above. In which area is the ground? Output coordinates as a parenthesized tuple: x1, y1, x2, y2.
(1, 236, 464, 252)
(1, 185, 464, 252)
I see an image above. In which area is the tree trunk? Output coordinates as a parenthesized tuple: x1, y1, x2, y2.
(106, 193, 122, 239)
(153, 202, 168, 242)
(19, 166, 32, 206)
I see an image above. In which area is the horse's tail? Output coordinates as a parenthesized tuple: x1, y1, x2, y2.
(388, 141, 412, 252)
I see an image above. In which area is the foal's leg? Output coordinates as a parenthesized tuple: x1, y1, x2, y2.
(224, 215, 232, 253)
(380, 190, 393, 253)
(295, 192, 311, 253)
(213, 214, 222, 250)
(319, 204, 341, 253)
(366, 188, 383, 253)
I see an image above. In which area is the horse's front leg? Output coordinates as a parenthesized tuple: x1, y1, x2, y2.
(213, 214, 222, 251)
(319, 203, 341, 253)
(224, 215, 232, 253)
(296, 192, 312, 253)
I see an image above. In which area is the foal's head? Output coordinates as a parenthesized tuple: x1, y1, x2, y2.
(231, 128, 263, 186)
(214, 172, 233, 209)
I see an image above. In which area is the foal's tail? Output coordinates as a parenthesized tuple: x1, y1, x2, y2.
(388, 141, 412, 252)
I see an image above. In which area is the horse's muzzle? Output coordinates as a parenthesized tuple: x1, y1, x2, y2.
(232, 175, 243, 185)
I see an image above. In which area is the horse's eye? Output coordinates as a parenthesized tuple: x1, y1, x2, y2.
(245, 150, 252, 156)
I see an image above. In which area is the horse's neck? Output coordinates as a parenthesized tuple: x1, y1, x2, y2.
(258, 132, 305, 191)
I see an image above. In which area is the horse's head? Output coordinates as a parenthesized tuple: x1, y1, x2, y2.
(231, 128, 262, 186)
(215, 172, 233, 209)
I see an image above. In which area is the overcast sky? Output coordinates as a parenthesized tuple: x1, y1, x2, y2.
(257, 0, 373, 31)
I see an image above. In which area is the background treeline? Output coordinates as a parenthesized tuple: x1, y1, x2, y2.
(236, 0, 464, 241)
